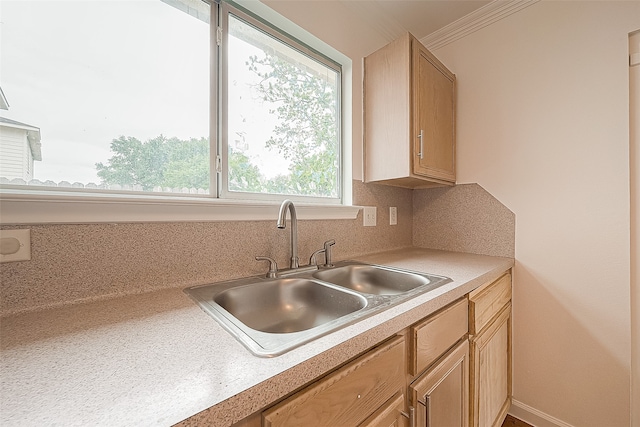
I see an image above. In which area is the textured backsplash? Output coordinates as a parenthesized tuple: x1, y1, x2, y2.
(0, 181, 413, 315)
(413, 183, 515, 258)
(0, 182, 514, 316)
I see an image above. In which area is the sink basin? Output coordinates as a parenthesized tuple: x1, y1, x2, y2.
(313, 264, 433, 295)
(185, 275, 371, 356)
(185, 261, 451, 357)
(214, 278, 367, 333)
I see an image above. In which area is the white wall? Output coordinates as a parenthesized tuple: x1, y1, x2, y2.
(630, 29, 639, 427)
(432, 2, 639, 426)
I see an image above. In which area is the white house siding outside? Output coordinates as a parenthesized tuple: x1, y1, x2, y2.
(0, 122, 40, 181)
(0, 115, 210, 193)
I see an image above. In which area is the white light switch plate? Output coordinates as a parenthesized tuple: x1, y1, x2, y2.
(363, 206, 377, 226)
(0, 229, 31, 262)
(389, 207, 397, 225)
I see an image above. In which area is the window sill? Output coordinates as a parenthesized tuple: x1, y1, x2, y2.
(0, 189, 361, 224)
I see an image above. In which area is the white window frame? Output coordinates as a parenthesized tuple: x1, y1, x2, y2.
(219, 2, 342, 204)
(0, 0, 355, 224)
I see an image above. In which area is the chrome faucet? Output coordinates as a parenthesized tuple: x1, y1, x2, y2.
(257, 200, 335, 277)
(277, 199, 299, 269)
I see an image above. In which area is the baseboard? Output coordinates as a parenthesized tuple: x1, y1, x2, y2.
(509, 399, 575, 427)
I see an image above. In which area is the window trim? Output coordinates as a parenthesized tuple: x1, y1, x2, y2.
(0, 187, 360, 224)
(0, 0, 354, 224)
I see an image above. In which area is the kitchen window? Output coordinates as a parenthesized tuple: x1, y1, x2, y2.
(221, 4, 341, 202)
(0, 0, 351, 222)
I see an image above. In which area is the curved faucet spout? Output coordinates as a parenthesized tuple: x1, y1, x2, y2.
(277, 199, 299, 269)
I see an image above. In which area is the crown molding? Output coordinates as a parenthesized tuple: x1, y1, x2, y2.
(420, 0, 540, 51)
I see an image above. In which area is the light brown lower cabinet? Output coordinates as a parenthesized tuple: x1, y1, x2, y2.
(358, 392, 408, 427)
(226, 272, 512, 427)
(410, 298, 468, 376)
(257, 299, 471, 427)
(469, 273, 512, 427)
(262, 335, 406, 427)
(410, 339, 469, 427)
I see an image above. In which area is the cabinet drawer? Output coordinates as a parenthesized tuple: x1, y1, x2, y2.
(263, 336, 405, 427)
(411, 298, 468, 376)
(469, 273, 512, 334)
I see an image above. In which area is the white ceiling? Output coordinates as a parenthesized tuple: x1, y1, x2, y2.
(338, 0, 491, 41)
(264, 0, 495, 59)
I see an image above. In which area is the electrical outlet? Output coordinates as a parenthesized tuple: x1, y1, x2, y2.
(363, 206, 377, 226)
(0, 229, 31, 262)
(389, 207, 397, 225)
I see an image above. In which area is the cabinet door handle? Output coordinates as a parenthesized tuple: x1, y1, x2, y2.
(417, 130, 424, 159)
(425, 395, 431, 427)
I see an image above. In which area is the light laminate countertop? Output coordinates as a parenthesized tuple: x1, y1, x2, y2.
(0, 248, 514, 427)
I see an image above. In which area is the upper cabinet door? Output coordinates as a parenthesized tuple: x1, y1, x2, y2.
(413, 43, 456, 182)
(364, 33, 456, 188)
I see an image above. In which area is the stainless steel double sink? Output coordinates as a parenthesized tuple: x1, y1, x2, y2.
(185, 261, 451, 357)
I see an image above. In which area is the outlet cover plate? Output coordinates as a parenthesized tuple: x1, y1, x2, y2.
(0, 229, 31, 262)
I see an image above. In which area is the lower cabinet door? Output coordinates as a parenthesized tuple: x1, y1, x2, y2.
(470, 303, 511, 427)
(410, 339, 469, 427)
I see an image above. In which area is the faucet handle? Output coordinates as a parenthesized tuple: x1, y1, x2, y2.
(323, 240, 336, 267)
(309, 248, 325, 266)
(255, 256, 278, 278)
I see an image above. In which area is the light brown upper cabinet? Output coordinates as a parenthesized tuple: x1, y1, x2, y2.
(364, 33, 456, 188)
